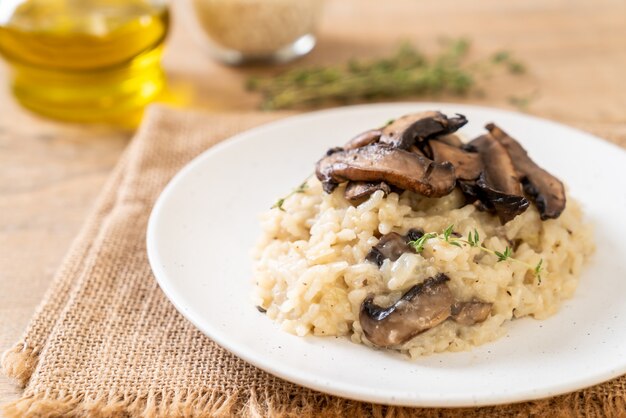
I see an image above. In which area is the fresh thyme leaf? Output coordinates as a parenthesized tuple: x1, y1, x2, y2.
(491, 51, 511, 63)
(494, 247, 512, 262)
(409, 236, 426, 253)
(248, 39, 526, 110)
(385, 118, 395, 126)
(416, 227, 544, 281)
(534, 259, 544, 284)
(443, 224, 454, 241)
(271, 178, 310, 211)
(491, 50, 526, 74)
(409, 232, 437, 253)
(295, 181, 308, 193)
(508, 61, 526, 74)
(445, 37, 470, 58)
(467, 229, 480, 247)
(272, 198, 286, 211)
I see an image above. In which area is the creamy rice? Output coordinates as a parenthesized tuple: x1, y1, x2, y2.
(252, 179, 594, 357)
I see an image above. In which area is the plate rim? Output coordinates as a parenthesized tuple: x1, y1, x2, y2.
(147, 102, 626, 407)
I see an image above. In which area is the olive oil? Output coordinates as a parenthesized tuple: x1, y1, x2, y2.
(0, 0, 169, 125)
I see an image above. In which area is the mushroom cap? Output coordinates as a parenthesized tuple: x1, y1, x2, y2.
(343, 129, 382, 150)
(467, 134, 530, 223)
(360, 274, 454, 347)
(316, 144, 457, 197)
(380, 111, 468, 149)
(365, 231, 415, 267)
(436, 133, 465, 148)
(451, 300, 493, 326)
(486, 123, 566, 220)
(344, 181, 391, 203)
(429, 139, 482, 181)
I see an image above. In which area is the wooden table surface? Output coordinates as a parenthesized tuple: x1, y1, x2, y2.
(1, 0, 625, 408)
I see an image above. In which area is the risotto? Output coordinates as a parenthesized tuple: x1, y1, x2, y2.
(252, 111, 594, 357)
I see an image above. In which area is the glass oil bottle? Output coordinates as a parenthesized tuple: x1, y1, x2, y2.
(0, 0, 169, 125)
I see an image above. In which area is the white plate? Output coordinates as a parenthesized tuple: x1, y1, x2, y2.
(147, 103, 626, 407)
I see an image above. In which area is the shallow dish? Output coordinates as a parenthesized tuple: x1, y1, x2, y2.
(147, 103, 626, 407)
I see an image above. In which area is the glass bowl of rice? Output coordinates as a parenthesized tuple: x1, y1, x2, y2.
(187, 0, 323, 65)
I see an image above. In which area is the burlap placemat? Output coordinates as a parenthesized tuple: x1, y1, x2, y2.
(2, 105, 626, 417)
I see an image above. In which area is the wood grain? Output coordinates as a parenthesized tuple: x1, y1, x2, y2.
(1, 0, 625, 408)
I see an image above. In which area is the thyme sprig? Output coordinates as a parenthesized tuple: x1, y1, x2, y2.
(271, 179, 309, 211)
(247, 39, 525, 110)
(491, 51, 526, 74)
(409, 224, 544, 284)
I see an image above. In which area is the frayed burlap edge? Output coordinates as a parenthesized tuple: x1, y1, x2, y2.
(1, 389, 464, 418)
(3, 390, 238, 418)
(0, 343, 39, 387)
(3, 385, 626, 418)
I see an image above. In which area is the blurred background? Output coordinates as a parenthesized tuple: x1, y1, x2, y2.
(1, 0, 625, 403)
(1, 0, 625, 122)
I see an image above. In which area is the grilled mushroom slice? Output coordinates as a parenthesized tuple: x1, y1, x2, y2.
(429, 140, 482, 181)
(316, 144, 457, 196)
(408, 144, 426, 157)
(436, 133, 465, 148)
(486, 123, 566, 220)
(343, 129, 382, 150)
(451, 301, 493, 326)
(471, 134, 523, 196)
(405, 228, 424, 242)
(360, 274, 454, 347)
(365, 232, 416, 267)
(379, 111, 468, 149)
(474, 173, 530, 223)
(344, 181, 391, 203)
(468, 134, 530, 223)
